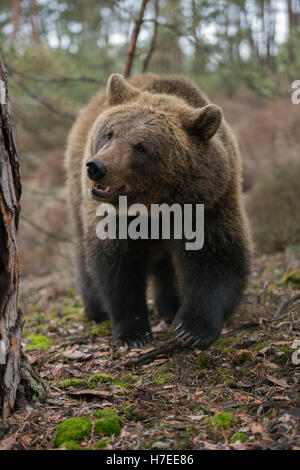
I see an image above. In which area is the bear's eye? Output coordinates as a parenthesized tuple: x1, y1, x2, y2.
(134, 144, 146, 155)
(105, 132, 113, 141)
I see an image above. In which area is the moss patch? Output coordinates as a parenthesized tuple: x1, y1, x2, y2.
(231, 351, 253, 365)
(95, 439, 108, 449)
(206, 412, 236, 431)
(59, 378, 86, 388)
(54, 417, 91, 448)
(196, 355, 209, 368)
(25, 334, 52, 351)
(275, 345, 294, 365)
(88, 373, 129, 389)
(59, 440, 82, 450)
(230, 432, 247, 443)
(153, 372, 174, 386)
(277, 270, 300, 288)
(213, 337, 235, 353)
(94, 417, 121, 436)
(94, 408, 121, 423)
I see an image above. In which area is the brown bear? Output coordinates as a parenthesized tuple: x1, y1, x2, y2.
(65, 73, 251, 349)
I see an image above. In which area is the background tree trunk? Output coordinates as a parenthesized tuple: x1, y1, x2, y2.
(123, 0, 150, 78)
(0, 55, 23, 419)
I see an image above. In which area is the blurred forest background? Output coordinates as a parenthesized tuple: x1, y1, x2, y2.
(0, 0, 300, 283)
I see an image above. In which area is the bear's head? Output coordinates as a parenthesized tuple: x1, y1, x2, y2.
(85, 73, 229, 208)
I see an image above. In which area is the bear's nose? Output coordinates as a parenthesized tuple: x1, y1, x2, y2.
(86, 158, 107, 181)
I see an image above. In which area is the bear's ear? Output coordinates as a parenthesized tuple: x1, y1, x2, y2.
(106, 73, 141, 105)
(183, 104, 222, 141)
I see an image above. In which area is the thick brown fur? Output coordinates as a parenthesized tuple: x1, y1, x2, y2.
(65, 73, 251, 348)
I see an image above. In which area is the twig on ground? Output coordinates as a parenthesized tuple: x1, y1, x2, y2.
(274, 293, 300, 318)
(118, 338, 184, 367)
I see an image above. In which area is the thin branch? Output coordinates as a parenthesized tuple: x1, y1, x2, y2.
(21, 215, 73, 243)
(123, 0, 151, 78)
(118, 338, 184, 367)
(274, 293, 300, 318)
(10, 75, 76, 121)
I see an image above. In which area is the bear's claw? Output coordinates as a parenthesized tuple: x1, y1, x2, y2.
(173, 325, 204, 349)
(115, 331, 152, 349)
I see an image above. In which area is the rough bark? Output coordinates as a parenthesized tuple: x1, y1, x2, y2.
(123, 0, 151, 78)
(0, 55, 23, 418)
(0, 55, 47, 419)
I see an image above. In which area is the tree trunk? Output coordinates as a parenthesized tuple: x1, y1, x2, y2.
(11, 0, 22, 43)
(0, 56, 47, 419)
(123, 0, 151, 78)
(0, 55, 23, 419)
(142, 0, 159, 73)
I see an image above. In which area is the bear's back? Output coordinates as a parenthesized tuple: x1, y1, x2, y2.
(129, 74, 210, 109)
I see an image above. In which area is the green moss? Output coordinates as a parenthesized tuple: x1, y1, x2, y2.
(59, 440, 82, 450)
(213, 337, 235, 353)
(121, 373, 138, 384)
(95, 439, 108, 449)
(251, 341, 270, 352)
(277, 270, 300, 288)
(54, 417, 91, 448)
(196, 355, 209, 368)
(124, 404, 134, 420)
(0, 419, 11, 439)
(25, 334, 52, 351)
(231, 351, 253, 365)
(211, 368, 234, 387)
(206, 412, 236, 431)
(90, 327, 110, 336)
(275, 345, 294, 365)
(88, 373, 129, 390)
(230, 432, 247, 443)
(59, 378, 85, 388)
(94, 418, 121, 436)
(88, 374, 113, 388)
(94, 408, 122, 424)
(153, 372, 174, 386)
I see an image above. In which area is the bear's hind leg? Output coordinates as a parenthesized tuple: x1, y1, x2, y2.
(151, 255, 180, 323)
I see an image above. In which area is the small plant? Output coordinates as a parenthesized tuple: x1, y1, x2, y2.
(231, 351, 253, 365)
(54, 417, 91, 448)
(230, 432, 247, 443)
(206, 412, 236, 431)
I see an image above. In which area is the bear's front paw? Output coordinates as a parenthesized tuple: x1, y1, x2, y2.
(114, 331, 152, 349)
(113, 319, 152, 349)
(172, 317, 222, 350)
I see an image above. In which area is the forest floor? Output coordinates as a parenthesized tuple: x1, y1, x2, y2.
(1, 251, 300, 450)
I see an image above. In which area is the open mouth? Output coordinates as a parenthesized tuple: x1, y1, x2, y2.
(89, 181, 123, 199)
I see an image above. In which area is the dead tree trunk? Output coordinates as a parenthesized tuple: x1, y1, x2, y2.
(0, 55, 23, 418)
(0, 56, 47, 419)
(123, 0, 151, 78)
